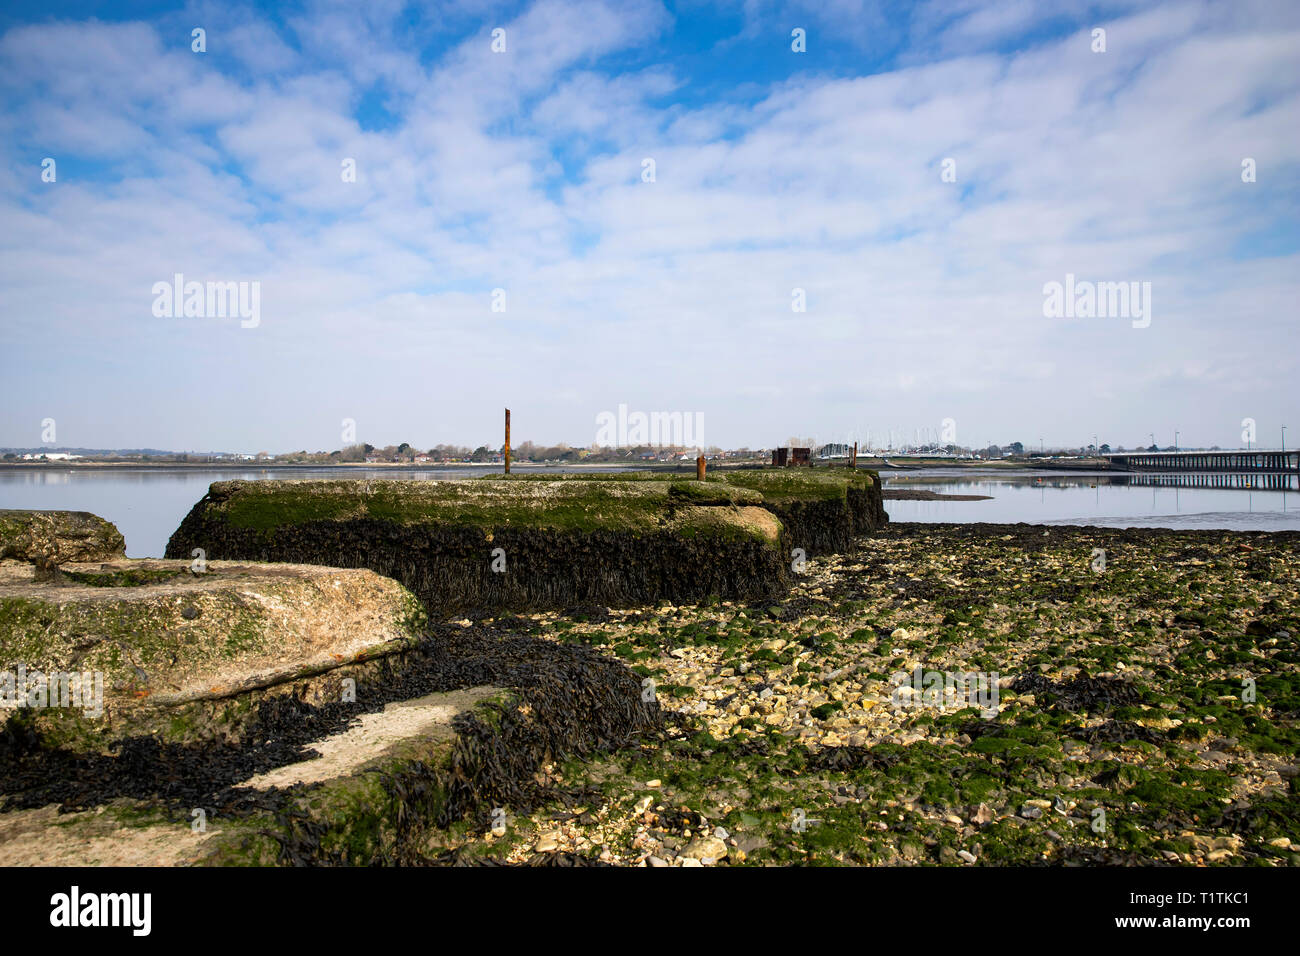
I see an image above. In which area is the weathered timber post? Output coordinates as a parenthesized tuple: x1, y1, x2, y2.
(851, 441, 858, 469)
(504, 408, 511, 475)
(696, 455, 706, 481)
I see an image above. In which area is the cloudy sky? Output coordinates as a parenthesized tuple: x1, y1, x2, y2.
(1, 0, 1297, 453)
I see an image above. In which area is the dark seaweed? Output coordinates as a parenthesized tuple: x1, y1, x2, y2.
(0, 625, 661, 866)
(166, 515, 786, 615)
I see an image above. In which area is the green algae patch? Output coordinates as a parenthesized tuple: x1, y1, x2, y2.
(200, 478, 688, 534)
(62, 567, 188, 588)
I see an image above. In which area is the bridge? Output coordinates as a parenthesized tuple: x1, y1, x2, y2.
(1103, 449, 1300, 473)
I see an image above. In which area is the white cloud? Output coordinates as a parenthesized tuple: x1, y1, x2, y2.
(0, 0, 1296, 452)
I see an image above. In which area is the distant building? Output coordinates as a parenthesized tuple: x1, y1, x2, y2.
(772, 447, 812, 467)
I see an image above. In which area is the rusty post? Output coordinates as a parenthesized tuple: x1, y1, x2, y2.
(851, 441, 857, 469)
(504, 408, 511, 475)
(696, 454, 706, 481)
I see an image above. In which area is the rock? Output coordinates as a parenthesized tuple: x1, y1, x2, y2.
(0, 510, 125, 571)
(973, 804, 995, 825)
(891, 628, 910, 641)
(534, 832, 559, 852)
(681, 836, 728, 862)
(1020, 806, 1043, 819)
(0, 557, 426, 749)
(957, 849, 977, 864)
(647, 856, 669, 867)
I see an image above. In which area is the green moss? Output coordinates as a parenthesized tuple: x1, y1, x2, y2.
(62, 567, 187, 588)
(215, 479, 680, 534)
(718, 469, 874, 504)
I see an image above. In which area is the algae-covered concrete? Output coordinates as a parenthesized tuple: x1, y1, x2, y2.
(0, 510, 126, 575)
(165, 478, 790, 614)
(485, 467, 888, 554)
(0, 557, 426, 750)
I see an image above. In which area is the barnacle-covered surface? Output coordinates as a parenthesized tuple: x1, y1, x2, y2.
(164, 478, 789, 613)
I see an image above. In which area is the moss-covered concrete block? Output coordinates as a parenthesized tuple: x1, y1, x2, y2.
(717, 468, 887, 553)
(485, 467, 888, 554)
(165, 479, 789, 614)
(0, 510, 126, 576)
(0, 558, 426, 750)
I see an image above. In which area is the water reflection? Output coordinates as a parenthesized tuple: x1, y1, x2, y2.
(881, 468, 1298, 532)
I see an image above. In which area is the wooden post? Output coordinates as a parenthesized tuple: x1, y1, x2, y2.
(696, 454, 706, 481)
(851, 441, 857, 470)
(504, 408, 511, 475)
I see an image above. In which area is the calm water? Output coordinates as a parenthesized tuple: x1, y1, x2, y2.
(882, 469, 1300, 532)
(1, 465, 1296, 558)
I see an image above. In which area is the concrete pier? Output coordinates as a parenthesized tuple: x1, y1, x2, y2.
(1103, 450, 1300, 473)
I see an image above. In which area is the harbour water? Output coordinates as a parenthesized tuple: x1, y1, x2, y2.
(0, 465, 1296, 558)
(882, 468, 1300, 532)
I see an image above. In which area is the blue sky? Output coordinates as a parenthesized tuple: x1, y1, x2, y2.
(1, 0, 1298, 453)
